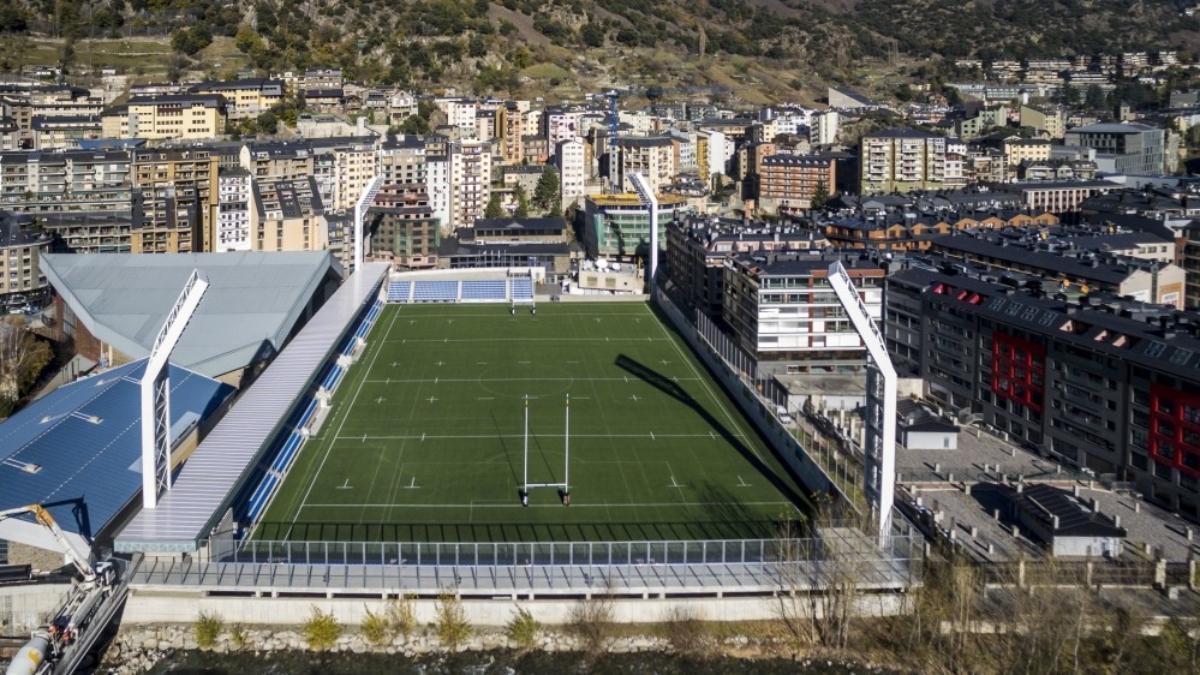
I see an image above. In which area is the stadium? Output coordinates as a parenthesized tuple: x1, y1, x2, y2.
(3, 254, 918, 617)
(114, 263, 815, 554)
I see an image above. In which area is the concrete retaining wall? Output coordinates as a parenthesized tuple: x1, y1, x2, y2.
(122, 591, 906, 627)
(0, 583, 72, 635)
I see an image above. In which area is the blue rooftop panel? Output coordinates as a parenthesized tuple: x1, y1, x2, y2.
(0, 360, 234, 540)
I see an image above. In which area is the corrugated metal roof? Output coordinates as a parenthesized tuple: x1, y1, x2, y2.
(115, 263, 388, 553)
(41, 252, 337, 378)
(0, 360, 233, 540)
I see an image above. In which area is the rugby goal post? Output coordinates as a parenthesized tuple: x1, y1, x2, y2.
(519, 394, 570, 506)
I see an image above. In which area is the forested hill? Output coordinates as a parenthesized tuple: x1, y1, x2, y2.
(0, 1, 1195, 102)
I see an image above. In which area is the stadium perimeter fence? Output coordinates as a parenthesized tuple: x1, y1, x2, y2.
(208, 531, 920, 569)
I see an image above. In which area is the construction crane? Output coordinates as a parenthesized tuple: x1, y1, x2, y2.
(0, 505, 95, 583)
(1, 504, 116, 675)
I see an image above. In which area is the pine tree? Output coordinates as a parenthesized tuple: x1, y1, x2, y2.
(811, 182, 829, 210)
(513, 185, 530, 218)
(533, 167, 560, 213)
(484, 192, 503, 218)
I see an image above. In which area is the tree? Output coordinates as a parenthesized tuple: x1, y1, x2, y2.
(1084, 84, 1106, 110)
(580, 23, 605, 48)
(0, 318, 53, 419)
(171, 26, 213, 56)
(1188, 125, 1200, 149)
(513, 184, 530, 217)
(533, 166, 560, 213)
(256, 110, 278, 135)
(484, 192, 503, 218)
(811, 181, 829, 210)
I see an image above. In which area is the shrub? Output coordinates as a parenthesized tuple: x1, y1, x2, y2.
(388, 595, 417, 640)
(434, 592, 472, 649)
(228, 623, 248, 650)
(361, 606, 390, 645)
(505, 606, 539, 651)
(662, 606, 712, 657)
(568, 594, 614, 654)
(303, 607, 341, 651)
(194, 611, 223, 650)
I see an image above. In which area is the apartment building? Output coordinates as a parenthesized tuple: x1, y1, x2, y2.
(722, 251, 885, 373)
(758, 154, 836, 214)
(240, 141, 316, 180)
(555, 138, 586, 209)
(436, 98, 479, 138)
(0, 211, 50, 308)
(378, 135, 428, 186)
(1002, 137, 1052, 166)
(330, 139, 377, 211)
(188, 79, 284, 120)
(696, 129, 728, 179)
(130, 184, 201, 254)
(0, 149, 130, 202)
(581, 192, 686, 259)
(1009, 180, 1122, 214)
(31, 115, 101, 150)
(885, 265, 1200, 519)
(251, 176, 327, 252)
(102, 94, 227, 140)
(666, 215, 828, 320)
(546, 109, 583, 157)
(426, 154, 451, 231)
(132, 148, 220, 251)
(367, 184, 439, 268)
(929, 232, 1186, 308)
(1064, 122, 1166, 175)
(859, 129, 947, 195)
(810, 110, 839, 146)
(499, 105, 525, 166)
(615, 136, 675, 195)
(216, 167, 252, 252)
(448, 141, 492, 228)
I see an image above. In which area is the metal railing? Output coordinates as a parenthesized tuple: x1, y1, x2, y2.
(209, 532, 920, 569)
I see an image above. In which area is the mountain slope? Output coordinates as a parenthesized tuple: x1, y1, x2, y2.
(0, 1, 1194, 104)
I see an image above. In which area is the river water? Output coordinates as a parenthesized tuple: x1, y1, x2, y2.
(145, 650, 897, 674)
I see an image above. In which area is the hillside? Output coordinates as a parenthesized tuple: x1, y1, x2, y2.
(0, 1, 1195, 105)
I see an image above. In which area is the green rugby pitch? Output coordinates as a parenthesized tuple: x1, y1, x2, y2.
(256, 302, 808, 543)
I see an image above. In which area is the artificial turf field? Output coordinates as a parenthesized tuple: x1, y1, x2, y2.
(256, 301, 809, 543)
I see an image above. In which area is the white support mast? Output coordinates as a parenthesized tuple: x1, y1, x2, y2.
(629, 172, 658, 291)
(353, 176, 385, 271)
(826, 261, 896, 543)
(141, 269, 208, 510)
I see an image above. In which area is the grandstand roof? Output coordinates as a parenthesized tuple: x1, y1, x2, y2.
(41, 252, 338, 378)
(115, 263, 388, 553)
(0, 360, 233, 550)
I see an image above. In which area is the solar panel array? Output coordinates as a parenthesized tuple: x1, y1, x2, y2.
(0, 361, 233, 538)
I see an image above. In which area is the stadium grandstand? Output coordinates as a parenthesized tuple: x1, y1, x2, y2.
(41, 251, 341, 386)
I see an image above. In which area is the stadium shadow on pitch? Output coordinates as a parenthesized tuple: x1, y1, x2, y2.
(614, 353, 809, 510)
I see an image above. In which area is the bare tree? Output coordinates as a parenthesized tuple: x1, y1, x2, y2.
(0, 317, 51, 412)
(772, 504, 870, 655)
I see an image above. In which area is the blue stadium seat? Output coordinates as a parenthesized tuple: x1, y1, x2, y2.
(387, 281, 411, 303)
(461, 280, 508, 302)
(412, 280, 460, 303)
(510, 277, 534, 301)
